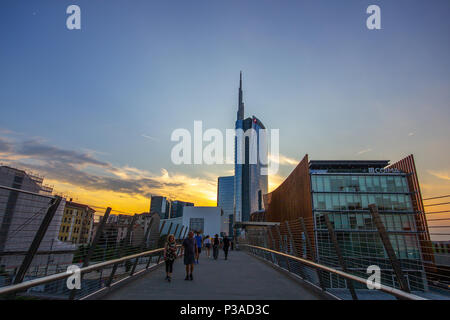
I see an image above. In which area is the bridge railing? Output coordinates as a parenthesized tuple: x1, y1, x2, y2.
(0, 183, 191, 299)
(0, 245, 181, 299)
(238, 211, 450, 300)
(241, 243, 426, 300)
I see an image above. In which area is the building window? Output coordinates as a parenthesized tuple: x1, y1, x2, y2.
(189, 218, 204, 233)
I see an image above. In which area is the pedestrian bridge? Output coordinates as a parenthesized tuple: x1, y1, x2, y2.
(101, 249, 326, 300)
(0, 243, 427, 300)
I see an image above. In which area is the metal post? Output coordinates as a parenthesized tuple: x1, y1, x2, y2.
(106, 214, 138, 287)
(178, 227, 188, 256)
(178, 226, 185, 240)
(298, 217, 326, 290)
(147, 218, 169, 269)
(166, 222, 174, 237)
(130, 217, 154, 276)
(267, 228, 279, 265)
(275, 226, 291, 272)
(159, 220, 166, 234)
(14, 197, 62, 285)
(369, 204, 411, 293)
(285, 221, 306, 279)
(69, 207, 111, 300)
(172, 224, 179, 238)
(324, 213, 358, 300)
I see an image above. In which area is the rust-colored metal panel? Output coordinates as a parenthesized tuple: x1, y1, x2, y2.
(263, 154, 314, 250)
(388, 154, 435, 272)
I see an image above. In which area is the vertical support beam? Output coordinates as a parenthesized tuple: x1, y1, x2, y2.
(298, 217, 326, 290)
(323, 213, 358, 300)
(275, 225, 290, 272)
(166, 223, 174, 238)
(369, 204, 411, 293)
(172, 224, 179, 238)
(179, 227, 188, 254)
(69, 207, 111, 299)
(285, 221, 306, 279)
(178, 226, 185, 240)
(130, 217, 154, 276)
(267, 228, 279, 265)
(83, 208, 112, 267)
(299, 218, 314, 260)
(106, 214, 138, 287)
(159, 220, 166, 234)
(14, 197, 62, 285)
(263, 228, 271, 262)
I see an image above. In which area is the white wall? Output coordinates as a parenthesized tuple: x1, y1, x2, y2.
(182, 206, 223, 237)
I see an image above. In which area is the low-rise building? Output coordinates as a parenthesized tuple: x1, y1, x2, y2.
(58, 200, 95, 244)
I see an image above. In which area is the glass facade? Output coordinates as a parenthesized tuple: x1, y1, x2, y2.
(218, 176, 234, 236)
(189, 218, 204, 233)
(311, 173, 427, 291)
(234, 117, 268, 223)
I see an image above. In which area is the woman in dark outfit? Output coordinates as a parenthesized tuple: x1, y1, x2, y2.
(164, 234, 177, 282)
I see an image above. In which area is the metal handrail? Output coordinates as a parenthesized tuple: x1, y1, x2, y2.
(241, 244, 427, 300)
(0, 245, 181, 296)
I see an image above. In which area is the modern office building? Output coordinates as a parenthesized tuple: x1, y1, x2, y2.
(0, 166, 75, 277)
(263, 154, 430, 291)
(150, 195, 171, 219)
(218, 176, 235, 236)
(170, 200, 194, 219)
(234, 72, 268, 224)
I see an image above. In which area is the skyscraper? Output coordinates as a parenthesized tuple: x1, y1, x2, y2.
(218, 176, 235, 236)
(170, 200, 194, 219)
(234, 72, 268, 224)
(150, 195, 171, 219)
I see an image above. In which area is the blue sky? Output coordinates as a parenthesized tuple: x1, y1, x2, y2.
(0, 0, 449, 211)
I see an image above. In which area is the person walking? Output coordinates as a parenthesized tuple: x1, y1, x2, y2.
(194, 231, 203, 264)
(223, 236, 230, 260)
(212, 234, 220, 260)
(163, 234, 177, 282)
(204, 235, 211, 258)
(181, 231, 198, 281)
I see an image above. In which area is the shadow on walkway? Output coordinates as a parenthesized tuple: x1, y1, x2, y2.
(102, 250, 326, 300)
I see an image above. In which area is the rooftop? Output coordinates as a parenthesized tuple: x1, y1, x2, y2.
(309, 160, 390, 170)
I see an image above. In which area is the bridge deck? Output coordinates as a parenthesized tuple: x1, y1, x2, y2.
(101, 250, 326, 300)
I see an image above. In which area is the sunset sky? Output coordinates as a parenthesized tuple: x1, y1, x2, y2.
(0, 0, 449, 225)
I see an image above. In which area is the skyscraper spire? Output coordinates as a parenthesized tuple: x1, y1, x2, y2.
(237, 71, 244, 120)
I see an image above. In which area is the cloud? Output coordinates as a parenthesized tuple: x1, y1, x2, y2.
(357, 148, 372, 155)
(141, 134, 159, 142)
(17, 139, 111, 168)
(268, 173, 285, 192)
(0, 137, 13, 153)
(408, 132, 415, 136)
(268, 153, 299, 166)
(428, 170, 450, 181)
(0, 135, 216, 208)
